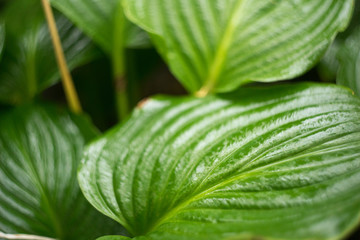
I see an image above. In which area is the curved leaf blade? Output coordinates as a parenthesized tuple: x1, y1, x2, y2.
(0, 104, 119, 240)
(123, 0, 353, 94)
(0, 0, 99, 105)
(50, 0, 151, 55)
(79, 83, 360, 239)
(337, 27, 360, 96)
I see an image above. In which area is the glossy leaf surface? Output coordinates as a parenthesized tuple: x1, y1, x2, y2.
(50, 0, 150, 55)
(0, 104, 118, 240)
(0, 0, 99, 105)
(79, 83, 360, 240)
(337, 27, 360, 96)
(123, 0, 353, 94)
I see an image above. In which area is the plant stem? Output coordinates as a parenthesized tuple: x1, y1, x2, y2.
(114, 74, 129, 120)
(41, 0, 82, 114)
(0, 231, 56, 240)
(112, 3, 129, 121)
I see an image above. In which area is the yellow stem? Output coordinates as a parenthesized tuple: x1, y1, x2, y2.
(0, 231, 56, 240)
(41, 0, 82, 113)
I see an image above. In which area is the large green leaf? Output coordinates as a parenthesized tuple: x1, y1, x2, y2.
(123, 0, 353, 94)
(50, 0, 150, 56)
(79, 83, 360, 240)
(0, 104, 120, 240)
(337, 27, 360, 96)
(0, 0, 99, 105)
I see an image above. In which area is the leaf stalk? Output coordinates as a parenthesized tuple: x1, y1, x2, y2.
(112, 3, 129, 121)
(41, 0, 82, 113)
(0, 232, 56, 240)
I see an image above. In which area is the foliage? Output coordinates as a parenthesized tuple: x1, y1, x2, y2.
(337, 27, 360, 96)
(318, 1, 360, 88)
(0, 104, 121, 239)
(123, 0, 352, 94)
(0, 0, 359, 240)
(50, 0, 152, 120)
(50, 0, 150, 55)
(0, 0, 98, 105)
(80, 83, 360, 240)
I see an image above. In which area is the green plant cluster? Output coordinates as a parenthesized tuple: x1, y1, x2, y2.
(0, 1, 360, 240)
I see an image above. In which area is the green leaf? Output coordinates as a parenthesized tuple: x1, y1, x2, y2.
(0, 0, 99, 105)
(123, 0, 353, 94)
(79, 83, 360, 240)
(337, 27, 360, 96)
(0, 104, 120, 240)
(50, 0, 151, 56)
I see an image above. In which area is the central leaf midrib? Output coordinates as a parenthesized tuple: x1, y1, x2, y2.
(196, 0, 245, 96)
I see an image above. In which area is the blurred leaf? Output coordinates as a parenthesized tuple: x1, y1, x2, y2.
(317, 42, 340, 82)
(123, 0, 353, 94)
(79, 83, 360, 240)
(50, 0, 151, 56)
(337, 1, 360, 40)
(318, 0, 359, 83)
(0, 0, 100, 105)
(0, 103, 121, 240)
(337, 27, 360, 96)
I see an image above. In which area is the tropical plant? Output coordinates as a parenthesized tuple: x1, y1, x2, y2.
(0, 1, 359, 240)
